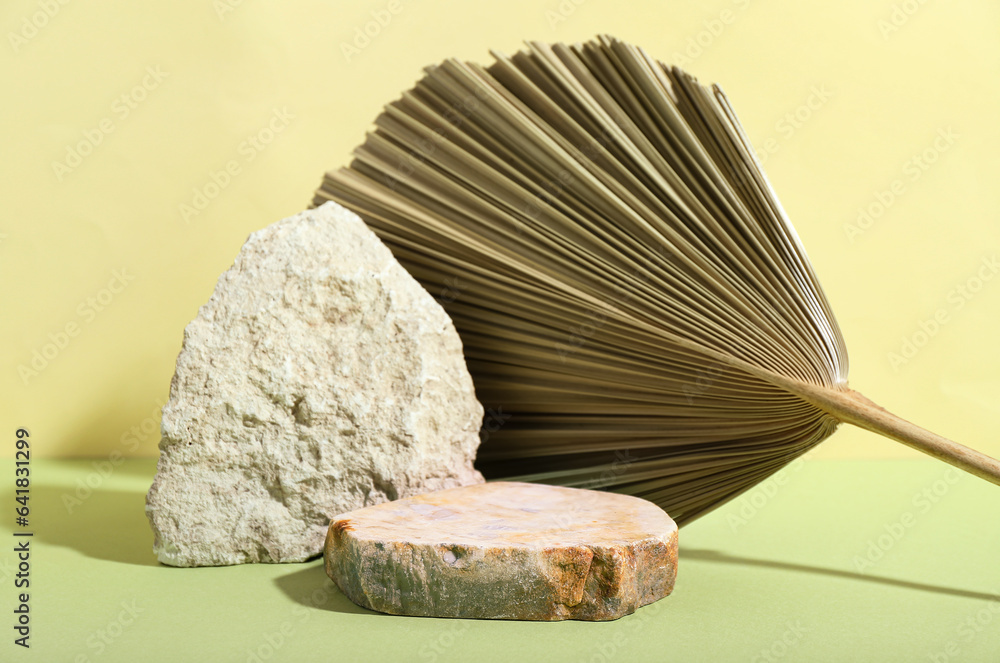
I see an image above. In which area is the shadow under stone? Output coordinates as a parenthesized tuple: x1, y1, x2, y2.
(681, 547, 1000, 602)
(23, 483, 159, 566)
(273, 558, 382, 616)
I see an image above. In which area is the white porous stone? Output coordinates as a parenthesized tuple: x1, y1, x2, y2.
(145, 202, 484, 567)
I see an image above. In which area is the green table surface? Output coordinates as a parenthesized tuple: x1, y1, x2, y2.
(3, 458, 999, 662)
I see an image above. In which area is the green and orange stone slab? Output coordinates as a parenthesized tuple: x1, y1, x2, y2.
(323, 481, 677, 621)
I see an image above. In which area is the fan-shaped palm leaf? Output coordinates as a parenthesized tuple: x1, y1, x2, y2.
(313, 35, 1000, 526)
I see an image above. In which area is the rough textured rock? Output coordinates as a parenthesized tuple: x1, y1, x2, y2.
(324, 482, 678, 621)
(146, 202, 484, 567)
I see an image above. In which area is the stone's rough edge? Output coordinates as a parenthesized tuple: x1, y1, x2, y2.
(324, 518, 374, 612)
(145, 201, 485, 567)
(325, 524, 678, 621)
(322, 482, 679, 621)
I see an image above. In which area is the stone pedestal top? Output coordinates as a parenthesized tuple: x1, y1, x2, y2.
(324, 481, 678, 620)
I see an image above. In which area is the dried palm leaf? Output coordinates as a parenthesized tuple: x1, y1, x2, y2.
(312, 35, 1000, 526)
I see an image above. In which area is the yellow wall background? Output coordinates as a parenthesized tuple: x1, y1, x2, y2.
(3, 0, 998, 460)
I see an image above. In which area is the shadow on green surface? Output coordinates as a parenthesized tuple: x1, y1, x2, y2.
(20, 484, 159, 566)
(274, 560, 382, 616)
(682, 548, 1000, 602)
